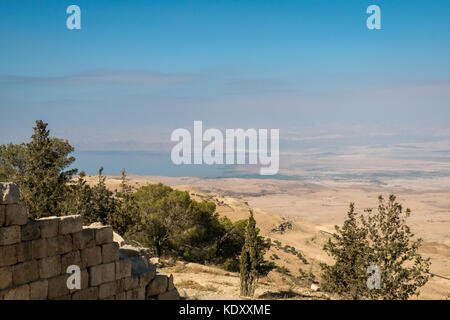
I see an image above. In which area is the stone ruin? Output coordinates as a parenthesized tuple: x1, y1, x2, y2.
(0, 182, 179, 300)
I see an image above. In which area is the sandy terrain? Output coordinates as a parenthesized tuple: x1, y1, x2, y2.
(85, 175, 450, 299)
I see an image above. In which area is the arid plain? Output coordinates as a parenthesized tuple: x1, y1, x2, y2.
(90, 173, 450, 300)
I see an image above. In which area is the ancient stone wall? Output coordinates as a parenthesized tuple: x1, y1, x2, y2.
(0, 182, 179, 300)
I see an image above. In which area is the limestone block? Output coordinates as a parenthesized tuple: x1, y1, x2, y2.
(102, 262, 116, 283)
(81, 246, 102, 267)
(72, 286, 99, 300)
(0, 225, 21, 245)
(56, 234, 73, 255)
(102, 242, 119, 263)
(147, 274, 168, 297)
(89, 263, 115, 286)
(3, 283, 30, 300)
(61, 251, 81, 273)
(59, 215, 83, 235)
(0, 183, 20, 205)
(72, 231, 83, 250)
(168, 274, 175, 291)
(0, 244, 17, 266)
(39, 255, 61, 278)
(138, 269, 155, 287)
(0, 205, 5, 227)
(115, 259, 132, 280)
(0, 266, 12, 290)
(45, 236, 59, 257)
(132, 287, 145, 300)
(32, 238, 48, 259)
(12, 260, 39, 286)
(5, 204, 28, 226)
(21, 220, 40, 241)
(51, 295, 71, 300)
(16, 241, 32, 262)
(93, 224, 113, 245)
(123, 276, 139, 291)
(37, 217, 59, 238)
(30, 279, 48, 300)
(47, 274, 69, 299)
(157, 289, 180, 300)
(99, 281, 116, 299)
(81, 228, 96, 248)
(115, 291, 126, 300)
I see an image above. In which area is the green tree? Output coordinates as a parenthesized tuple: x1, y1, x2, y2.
(0, 120, 77, 218)
(361, 195, 430, 300)
(113, 168, 139, 236)
(62, 171, 94, 218)
(321, 196, 431, 300)
(240, 210, 270, 297)
(320, 203, 370, 299)
(85, 167, 117, 225)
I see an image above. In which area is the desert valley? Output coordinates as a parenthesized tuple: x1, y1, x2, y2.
(86, 175, 450, 300)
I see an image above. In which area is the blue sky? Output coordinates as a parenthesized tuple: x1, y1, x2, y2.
(1, 0, 450, 151)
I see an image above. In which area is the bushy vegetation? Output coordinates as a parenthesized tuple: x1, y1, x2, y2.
(0, 120, 257, 270)
(240, 210, 273, 297)
(321, 198, 431, 300)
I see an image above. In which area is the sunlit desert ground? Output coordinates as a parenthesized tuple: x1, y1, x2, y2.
(87, 174, 450, 299)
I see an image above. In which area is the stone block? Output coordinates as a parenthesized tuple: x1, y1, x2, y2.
(31, 238, 48, 259)
(138, 269, 155, 287)
(5, 204, 28, 226)
(168, 274, 175, 291)
(102, 242, 119, 263)
(61, 251, 81, 273)
(16, 241, 32, 262)
(102, 262, 116, 283)
(47, 274, 69, 299)
(157, 288, 180, 300)
(147, 274, 168, 297)
(132, 287, 145, 300)
(115, 259, 132, 280)
(99, 281, 116, 299)
(59, 215, 83, 235)
(12, 260, 39, 286)
(72, 286, 99, 300)
(88, 223, 113, 245)
(0, 205, 5, 227)
(0, 244, 17, 266)
(123, 276, 140, 291)
(72, 231, 83, 250)
(0, 225, 21, 245)
(3, 284, 30, 300)
(115, 291, 126, 300)
(30, 279, 48, 300)
(21, 220, 40, 241)
(51, 294, 71, 300)
(0, 266, 12, 290)
(81, 228, 96, 248)
(81, 246, 102, 267)
(39, 255, 61, 278)
(57, 234, 73, 255)
(37, 217, 59, 238)
(0, 183, 20, 205)
(88, 263, 115, 286)
(45, 236, 59, 257)
(125, 290, 133, 300)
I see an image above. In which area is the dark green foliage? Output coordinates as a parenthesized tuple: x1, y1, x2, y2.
(361, 195, 431, 300)
(320, 203, 370, 299)
(321, 197, 431, 300)
(239, 210, 272, 297)
(127, 183, 246, 265)
(0, 120, 77, 218)
(276, 266, 290, 275)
